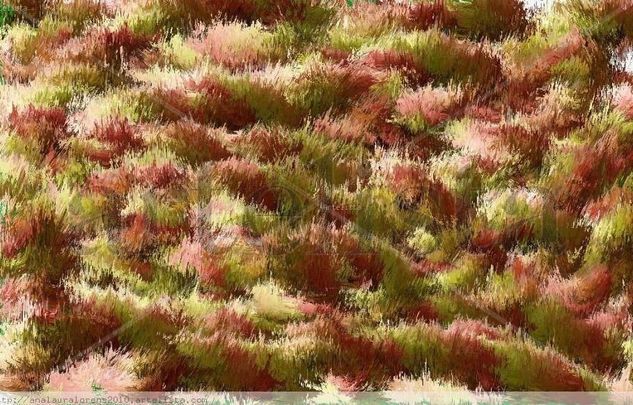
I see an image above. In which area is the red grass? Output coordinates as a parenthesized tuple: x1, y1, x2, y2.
(320, 47, 352, 63)
(447, 319, 507, 341)
(497, 124, 550, 169)
(211, 0, 258, 21)
(406, 1, 455, 30)
(299, 62, 383, 115)
(324, 203, 356, 227)
(290, 317, 405, 388)
(554, 134, 633, 213)
(332, 227, 384, 287)
(585, 309, 628, 371)
(554, 309, 627, 373)
(388, 163, 459, 221)
(556, 147, 605, 212)
(92, 118, 143, 151)
(296, 300, 336, 317)
(406, 301, 439, 322)
(528, 349, 587, 391)
(163, 121, 232, 165)
(523, 104, 585, 138)
(1, 0, 630, 391)
(315, 96, 401, 146)
(189, 333, 279, 390)
(213, 158, 278, 210)
(285, 225, 382, 299)
(315, 112, 378, 145)
(440, 327, 501, 390)
(1, 215, 39, 258)
(0, 277, 34, 321)
(71, 297, 123, 343)
(127, 259, 154, 281)
(59, 25, 151, 67)
(203, 308, 256, 338)
(411, 260, 451, 277)
(460, 0, 527, 39)
(441, 37, 502, 86)
(170, 239, 226, 287)
(0, 209, 78, 284)
(9, 105, 69, 156)
(135, 162, 187, 189)
(149, 87, 194, 122)
(87, 167, 134, 195)
(362, 49, 429, 86)
(188, 24, 276, 70)
(119, 214, 154, 254)
(465, 104, 504, 123)
(583, 186, 633, 223)
(331, 63, 384, 97)
(508, 256, 540, 297)
(389, 163, 428, 203)
(508, 30, 587, 104)
(86, 118, 144, 166)
(173, 0, 311, 26)
(601, 0, 633, 35)
(295, 243, 340, 300)
(342, 2, 409, 35)
(549, 265, 613, 317)
(187, 77, 257, 129)
(396, 87, 463, 128)
(471, 223, 535, 270)
(221, 340, 280, 390)
(237, 126, 302, 162)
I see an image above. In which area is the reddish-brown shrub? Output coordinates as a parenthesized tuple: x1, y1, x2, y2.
(554, 135, 633, 213)
(119, 214, 154, 254)
(135, 162, 187, 189)
(170, 239, 226, 287)
(440, 327, 501, 390)
(362, 49, 429, 86)
(86, 118, 144, 166)
(163, 121, 232, 165)
(203, 308, 256, 338)
(87, 168, 135, 195)
(187, 77, 257, 129)
(583, 187, 633, 223)
(548, 265, 613, 317)
(396, 86, 464, 128)
(406, 1, 456, 30)
(236, 126, 301, 162)
(213, 158, 278, 210)
(8, 105, 69, 156)
(59, 25, 151, 67)
(332, 227, 384, 287)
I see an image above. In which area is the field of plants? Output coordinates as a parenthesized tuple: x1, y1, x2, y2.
(0, 0, 633, 392)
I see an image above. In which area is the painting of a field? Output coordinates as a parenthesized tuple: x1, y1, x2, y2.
(0, 0, 632, 396)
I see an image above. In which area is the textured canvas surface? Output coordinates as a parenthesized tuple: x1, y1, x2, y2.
(0, 0, 632, 393)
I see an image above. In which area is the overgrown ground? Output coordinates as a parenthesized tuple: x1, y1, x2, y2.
(0, 0, 633, 392)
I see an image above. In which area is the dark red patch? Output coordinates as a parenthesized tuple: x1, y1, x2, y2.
(164, 121, 232, 165)
(239, 126, 302, 163)
(86, 118, 145, 166)
(135, 163, 187, 189)
(9, 105, 69, 157)
(441, 327, 501, 390)
(187, 77, 257, 129)
(214, 158, 278, 210)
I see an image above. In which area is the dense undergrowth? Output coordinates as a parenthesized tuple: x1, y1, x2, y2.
(0, 0, 633, 392)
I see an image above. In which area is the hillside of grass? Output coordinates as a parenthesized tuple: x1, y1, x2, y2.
(0, 0, 633, 392)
